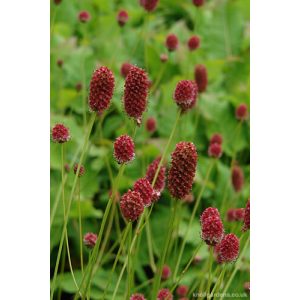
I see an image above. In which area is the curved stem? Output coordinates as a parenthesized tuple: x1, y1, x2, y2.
(173, 159, 215, 281)
(126, 222, 133, 299)
(206, 247, 214, 298)
(151, 200, 179, 300)
(170, 241, 203, 293)
(51, 113, 96, 300)
(102, 223, 131, 300)
(78, 179, 84, 274)
(210, 265, 226, 300)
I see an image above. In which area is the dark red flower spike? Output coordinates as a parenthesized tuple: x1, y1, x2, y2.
(124, 65, 149, 124)
(227, 208, 245, 222)
(176, 285, 188, 297)
(146, 117, 156, 133)
(242, 199, 250, 231)
(236, 103, 248, 121)
(193, 0, 205, 7)
(210, 133, 222, 145)
(201, 214, 224, 246)
(188, 35, 200, 51)
(140, 0, 159, 12)
(167, 142, 198, 199)
(157, 288, 173, 300)
(231, 165, 244, 192)
(78, 10, 91, 23)
(208, 143, 222, 158)
(73, 163, 85, 177)
(161, 264, 171, 280)
(130, 294, 146, 300)
(89, 66, 115, 114)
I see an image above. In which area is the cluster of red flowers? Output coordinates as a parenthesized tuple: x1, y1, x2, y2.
(200, 207, 241, 263)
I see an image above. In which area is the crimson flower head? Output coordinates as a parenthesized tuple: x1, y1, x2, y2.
(120, 190, 144, 221)
(176, 285, 188, 297)
(146, 156, 166, 200)
(78, 10, 91, 23)
(57, 59, 63, 68)
(124, 65, 149, 124)
(130, 294, 146, 300)
(160, 53, 168, 63)
(120, 62, 132, 78)
(133, 178, 154, 207)
(73, 163, 85, 177)
(52, 124, 70, 143)
(193, 0, 205, 6)
(201, 215, 224, 246)
(139, 0, 159, 12)
(157, 288, 173, 300)
(117, 10, 129, 27)
(227, 208, 245, 222)
(242, 199, 250, 231)
(113, 135, 135, 164)
(194, 64, 208, 93)
(188, 35, 200, 51)
(231, 165, 244, 192)
(210, 133, 222, 145)
(215, 233, 240, 263)
(168, 142, 198, 199)
(161, 264, 171, 280)
(54, 0, 62, 5)
(165, 34, 179, 51)
(89, 66, 115, 114)
(174, 80, 198, 111)
(208, 143, 222, 158)
(236, 103, 248, 121)
(200, 207, 220, 223)
(83, 232, 97, 249)
(146, 117, 156, 133)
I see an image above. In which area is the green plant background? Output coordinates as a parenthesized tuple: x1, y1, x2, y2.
(51, 0, 250, 298)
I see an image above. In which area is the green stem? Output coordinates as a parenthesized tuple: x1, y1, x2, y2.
(78, 179, 84, 274)
(126, 222, 133, 299)
(151, 63, 167, 93)
(57, 242, 66, 300)
(102, 223, 131, 299)
(50, 113, 96, 300)
(151, 200, 178, 300)
(173, 159, 215, 281)
(170, 241, 203, 293)
(210, 265, 226, 300)
(206, 247, 214, 298)
(151, 109, 181, 188)
(145, 219, 156, 272)
(220, 235, 250, 300)
(78, 164, 126, 299)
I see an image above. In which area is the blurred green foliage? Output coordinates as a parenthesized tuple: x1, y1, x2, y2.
(51, 0, 250, 298)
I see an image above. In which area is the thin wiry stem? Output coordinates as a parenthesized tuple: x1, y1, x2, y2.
(51, 113, 96, 300)
(77, 179, 84, 274)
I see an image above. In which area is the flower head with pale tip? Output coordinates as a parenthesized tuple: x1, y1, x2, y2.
(113, 135, 135, 164)
(167, 142, 198, 199)
(208, 143, 222, 158)
(89, 66, 115, 114)
(146, 117, 156, 134)
(83, 232, 97, 249)
(161, 264, 171, 280)
(52, 124, 70, 143)
(117, 10, 129, 27)
(120, 190, 144, 221)
(173, 80, 198, 111)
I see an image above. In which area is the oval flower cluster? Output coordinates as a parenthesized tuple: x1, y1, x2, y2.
(173, 80, 198, 111)
(167, 142, 198, 199)
(200, 207, 241, 263)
